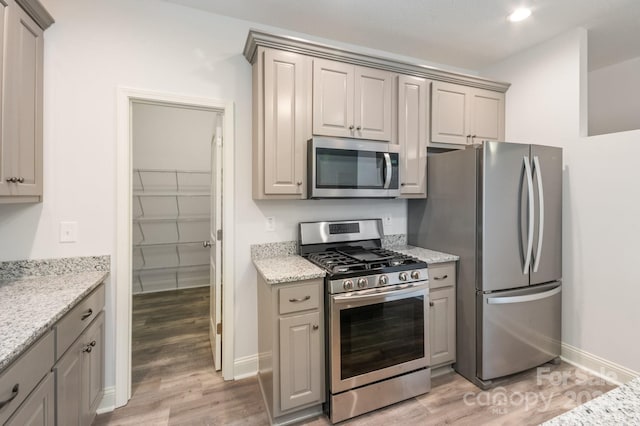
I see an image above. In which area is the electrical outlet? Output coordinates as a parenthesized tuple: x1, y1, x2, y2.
(60, 221, 78, 243)
(265, 217, 275, 232)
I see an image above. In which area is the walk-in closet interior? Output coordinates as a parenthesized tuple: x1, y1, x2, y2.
(131, 102, 217, 294)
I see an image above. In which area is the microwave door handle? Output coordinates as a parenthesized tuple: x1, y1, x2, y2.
(383, 153, 392, 189)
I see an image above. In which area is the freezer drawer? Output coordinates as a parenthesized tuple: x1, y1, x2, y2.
(478, 282, 561, 380)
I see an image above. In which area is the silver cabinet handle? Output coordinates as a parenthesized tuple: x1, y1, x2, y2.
(81, 308, 93, 321)
(433, 275, 448, 280)
(533, 156, 544, 273)
(523, 157, 535, 275)
(289, 295, 310, 303)
(383, 153, 392, 189)
(0, 384, 19, 409)
(487, 285, 561, 305)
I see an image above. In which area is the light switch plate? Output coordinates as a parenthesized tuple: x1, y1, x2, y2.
(60, 221, 78, 243)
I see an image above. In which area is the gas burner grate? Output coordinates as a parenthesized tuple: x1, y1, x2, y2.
(306, 247, 423, 274)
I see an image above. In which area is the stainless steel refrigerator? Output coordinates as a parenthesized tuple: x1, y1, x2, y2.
(408, 141, 562, 389)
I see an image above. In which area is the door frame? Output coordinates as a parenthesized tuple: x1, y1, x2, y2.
(115, 87, 236, 408)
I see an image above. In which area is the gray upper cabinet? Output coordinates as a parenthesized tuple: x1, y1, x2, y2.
(431, 81, 504, 147)
(0, 0, 52, 203)
(397, 75, 429, 198)
(252, 47, 312, 200)
(313, 59, 392, 141)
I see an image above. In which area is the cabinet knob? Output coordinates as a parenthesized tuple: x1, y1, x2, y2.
(83, 345, 93, 353)
(313, 324, 319, 330)
(400, 183, 406, 186)
(6, 177, 16, 183)
(17, 177, 24, 183)
(90, 340, 97, 347)
(349, 125, 355, 130)
(356, 126, 361, 131)
(203, 241, 212, 248)
(429, 301, 434, 307)
(296, 181, 302, 186)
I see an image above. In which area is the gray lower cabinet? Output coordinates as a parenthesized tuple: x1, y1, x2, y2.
(5, 372, 55, 426)
(54, 311, 105, 426)
(429, 262, 456, 368)
(0, 282, 105, 426)
(257, 275, 325, 425)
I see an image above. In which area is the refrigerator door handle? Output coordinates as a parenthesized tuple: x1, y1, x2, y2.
(523, 157, 535, 275)
(487, 285, 561, 305)
(533, 156, 545, 273)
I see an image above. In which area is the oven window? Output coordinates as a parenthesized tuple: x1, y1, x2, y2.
(316, 148, 388, 189)
(340, 296, 424, 380)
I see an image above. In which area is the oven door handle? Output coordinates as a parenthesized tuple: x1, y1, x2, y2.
(383, 152, 392, 189)
(333, 283, 426, 304)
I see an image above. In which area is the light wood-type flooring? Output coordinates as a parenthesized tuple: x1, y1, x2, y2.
(94, 287, 616, 425)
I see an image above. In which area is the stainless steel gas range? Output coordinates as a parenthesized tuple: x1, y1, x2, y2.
(299, 219, 431, 423)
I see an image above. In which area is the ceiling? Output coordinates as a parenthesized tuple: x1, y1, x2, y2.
(164, 0, 640, 71)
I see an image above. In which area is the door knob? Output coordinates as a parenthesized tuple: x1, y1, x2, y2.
(203, 241, 212, 248)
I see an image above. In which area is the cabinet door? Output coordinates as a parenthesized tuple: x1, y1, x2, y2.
(431, 81, 470, 145)
(429, 286, 456, 367)
(263, 49, 309, 196)
(312, 59, 354, 138)
(398, 75, 429, 196)
(5, 373, 55, 426)
(354, 66, 392, 141)
(5, 1, 43, 197)
(279, 311, 322, 411)
(470, 88, 505, 144)
(82, 312, 105, 426)
(0, 1, 10, 196)
(54, 338, 83, 426)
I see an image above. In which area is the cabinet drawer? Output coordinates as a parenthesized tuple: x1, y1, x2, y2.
(279, 283, 319, 315)
(429, 262, 456, 289)
(0, 331, 54, 424)
(55, 284, 105, 360)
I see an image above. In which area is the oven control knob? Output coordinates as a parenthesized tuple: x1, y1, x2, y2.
(357, 278, 368, 289)
(399, 272, 408, 281)
(343, 280, 354, 291)
(378, 275, 388, 286)
(411, 270, 420, 280)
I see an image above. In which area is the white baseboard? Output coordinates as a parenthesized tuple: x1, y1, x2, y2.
(561, 343, 639, 386)
(234, 354, 258, 380)
(96, 386, 116, 414)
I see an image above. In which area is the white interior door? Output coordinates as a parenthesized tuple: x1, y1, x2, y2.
(209, 120, 223, 370)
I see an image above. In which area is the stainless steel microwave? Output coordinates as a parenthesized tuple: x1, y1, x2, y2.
(307, 136, 400, 198)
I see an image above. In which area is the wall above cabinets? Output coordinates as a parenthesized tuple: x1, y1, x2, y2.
(244, 30, 510, 200)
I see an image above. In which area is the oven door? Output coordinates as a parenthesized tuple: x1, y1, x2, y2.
(330, 282, 429, 394)
(309, 137, 399, 198)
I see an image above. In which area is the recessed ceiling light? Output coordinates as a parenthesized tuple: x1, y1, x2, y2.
(508, 8, 532, 22)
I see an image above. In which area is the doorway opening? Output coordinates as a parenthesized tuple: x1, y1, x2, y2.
(130, 101, 221, 388)
(114, 89, 235, 409)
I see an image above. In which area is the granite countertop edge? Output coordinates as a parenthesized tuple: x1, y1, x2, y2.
(0, 271, 109, 374)
(251, 245, 458, 285)
(252, 255, 326, 285)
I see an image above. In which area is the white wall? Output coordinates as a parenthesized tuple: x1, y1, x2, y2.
(588, 56, 640, 136)
(0, 0, 469, 388)
(483, 28, 640, 374)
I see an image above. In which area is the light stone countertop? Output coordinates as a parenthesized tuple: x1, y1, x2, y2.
(0, 271, 108, 374)
(253, 255, 326, 284)
(543, 377, 640, 425)
(391, 245, 460, 264)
